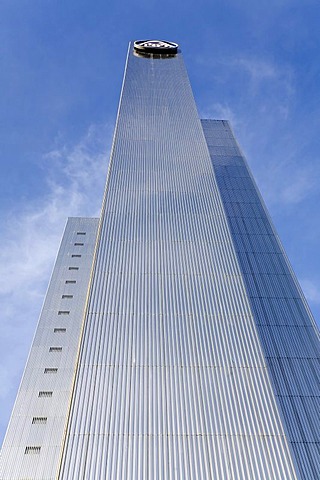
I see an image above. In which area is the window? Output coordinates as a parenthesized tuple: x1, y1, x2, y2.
(62, 294, 73, 299)
(49, 347, 62, 352)
(44, 368, 58, 374)
(74, 242, 84, 246)
(77, 232, 86, 235)
(65, 280, 76, 284)
(25, 446, 41, 454)
(58, 311, 70, 315)
(72, 254, 81, 258)
(68, 267, 79, 270)
(32, 417, 47, 425)
(54, 328, 66, 333)
(38, 391, 53, 398)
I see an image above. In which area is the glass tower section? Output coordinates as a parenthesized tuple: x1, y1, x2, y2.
(202, 119, 320, 479)
(1, 41, 319, 479)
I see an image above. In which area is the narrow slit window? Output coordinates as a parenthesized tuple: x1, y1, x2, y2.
(32, 417, 47, 425)
(54, 328, 66, 333)
(71, 254, 81, 258)
(62, 294, 73, 299)
(58, 311, 70, 315)
(49, 347, 62, 352)
(68, 267, 79, 270)
(44, 368, 58, 374)
(74, 242, 84, 246)
(25, 446, 41, 454)
(77, 232, 86, 235)
(38, 391, 53, 398)
(65, 280, 76, 284)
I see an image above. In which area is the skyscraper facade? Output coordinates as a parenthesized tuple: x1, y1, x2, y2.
(1, 40, 319, 479)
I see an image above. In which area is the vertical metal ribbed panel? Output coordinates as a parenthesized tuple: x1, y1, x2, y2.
(0, 217, 98, 480)
(202, 118, 320, 480)
(59, 45, 298, 478)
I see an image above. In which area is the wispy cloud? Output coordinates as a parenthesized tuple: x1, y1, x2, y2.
(200, 103, 240, 127)
(0, 123, 110, 296)
(0, 123, 111, 444)
(255, 156, 320, 207)
(281, 168, 318, 204)
(235, 57, 279, 81)
(199, 54, 320, 211)
(227, 55, 294, 101)
(300, 279, 320, 305)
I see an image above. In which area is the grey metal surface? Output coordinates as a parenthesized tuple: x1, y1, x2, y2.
(202, 118, 320, 480)
(0, 217, 98, 479)
(58, 45, 298, 478)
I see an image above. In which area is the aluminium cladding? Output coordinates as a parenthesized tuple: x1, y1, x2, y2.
(1, 40, 319, 480)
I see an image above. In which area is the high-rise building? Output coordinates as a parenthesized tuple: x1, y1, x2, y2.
(1, 40, 319, 479)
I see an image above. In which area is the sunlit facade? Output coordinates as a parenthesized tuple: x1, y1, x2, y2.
(1, 40, 319, 479)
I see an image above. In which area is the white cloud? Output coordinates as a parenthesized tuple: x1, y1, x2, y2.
(281, 169, 317, 204)
(235, 57, 279, 81)
(229, 55, 294, 98)
(300, 279, 320, 304)
(200, 103, 239, 127)
(0, 123, 111, 445)
(0, 123, 110, 297)
(255, 155, 320, 208)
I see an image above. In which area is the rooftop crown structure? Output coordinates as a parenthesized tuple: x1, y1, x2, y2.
(1, 40, 319, 480)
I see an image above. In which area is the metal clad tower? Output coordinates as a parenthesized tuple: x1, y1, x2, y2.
(1, 41, 319, 479)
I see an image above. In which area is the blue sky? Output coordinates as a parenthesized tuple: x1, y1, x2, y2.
(1, 0, 319, 445)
